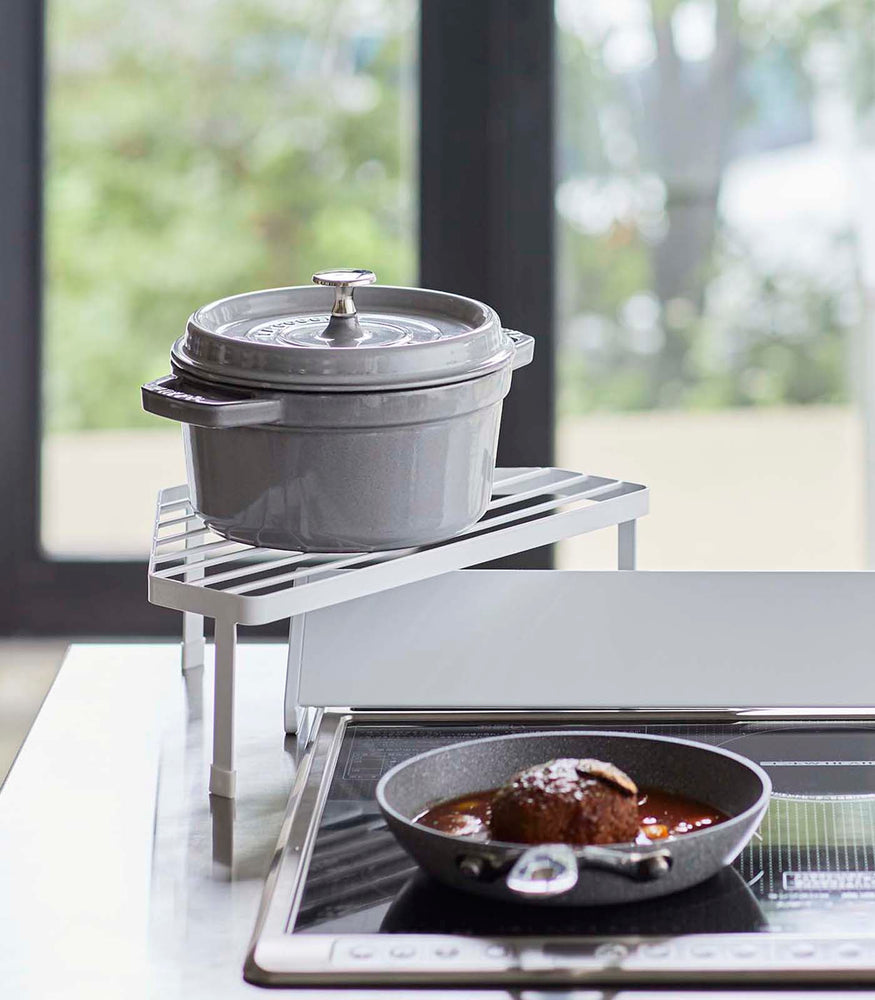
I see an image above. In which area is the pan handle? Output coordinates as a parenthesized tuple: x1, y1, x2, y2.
(505, 843, 672, 899)
(505, 844, 579, 897)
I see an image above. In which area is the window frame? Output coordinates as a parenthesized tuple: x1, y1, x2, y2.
(0, 0, 554, 636)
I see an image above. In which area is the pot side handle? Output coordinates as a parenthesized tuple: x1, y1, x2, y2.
(141, 375, 283, 429)
(505, 843, 672, 899)
(504, 329, 535, 370)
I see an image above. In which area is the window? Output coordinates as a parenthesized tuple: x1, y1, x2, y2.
(2, 1, 554, 634)
(11, 0, 870, 633)
(555, 0, 874, 570)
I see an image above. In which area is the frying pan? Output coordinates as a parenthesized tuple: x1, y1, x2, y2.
(376, 731, 770, 906)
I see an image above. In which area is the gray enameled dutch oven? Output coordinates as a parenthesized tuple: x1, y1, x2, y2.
(141, 269, 534, 552)
(376, 731, 771, 907)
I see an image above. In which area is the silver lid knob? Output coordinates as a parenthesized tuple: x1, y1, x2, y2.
(312, 269, 376, 344)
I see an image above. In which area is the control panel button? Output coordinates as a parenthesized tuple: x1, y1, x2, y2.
(349, 945, 374, 960)
(639, 942, 672, 960)
(774, 940, 821, 963)
(389, 945, 416, 959)
(689, 943, 719, 959)
(836, 942, 863, 960)
(595, 943, 629, 963)
(433, 945, 459, 959)
(729, 943, 761, 960)
(484, 944, 511, 959)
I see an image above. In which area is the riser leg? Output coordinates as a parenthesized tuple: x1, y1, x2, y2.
(182, 514, 205, 671)
(618, 519, 637, 570)
(210, 618, 237, 798)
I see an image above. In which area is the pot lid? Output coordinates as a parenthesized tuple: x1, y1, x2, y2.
(171, 269, 514, 391)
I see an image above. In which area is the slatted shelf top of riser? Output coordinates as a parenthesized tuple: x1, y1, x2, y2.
(148, 468, 648, 625)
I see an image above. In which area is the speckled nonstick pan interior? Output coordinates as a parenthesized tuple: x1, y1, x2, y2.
(376, 731, 771, 906)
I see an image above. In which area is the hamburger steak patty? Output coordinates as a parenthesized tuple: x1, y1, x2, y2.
(490, 757, 640, 846)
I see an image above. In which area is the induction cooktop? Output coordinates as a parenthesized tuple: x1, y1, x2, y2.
(246, 710, 875, 988)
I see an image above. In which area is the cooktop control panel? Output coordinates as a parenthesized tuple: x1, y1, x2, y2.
(248, 713, 875, 987)
(326, 933, 875, 975)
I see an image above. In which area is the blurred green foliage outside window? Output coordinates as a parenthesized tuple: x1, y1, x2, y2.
(44, 0, 417, 432)
(45, 0, 875, 435)
(557, 0, 875, 416)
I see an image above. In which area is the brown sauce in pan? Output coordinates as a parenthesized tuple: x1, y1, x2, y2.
(415, 787, 728, 845)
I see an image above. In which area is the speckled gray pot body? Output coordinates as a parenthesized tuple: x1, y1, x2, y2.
(182, 365, 510, 552)
(376, 731, 771, 907)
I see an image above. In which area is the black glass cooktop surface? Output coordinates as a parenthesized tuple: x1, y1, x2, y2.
(291, 721, 875, 939)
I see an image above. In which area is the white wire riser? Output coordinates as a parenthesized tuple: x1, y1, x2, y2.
(147, 467, 648, 798)
(149, 468, 647, 623)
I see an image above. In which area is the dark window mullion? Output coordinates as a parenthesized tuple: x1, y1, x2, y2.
(420, 0, 555, 568)
(1, 0, 44, 633)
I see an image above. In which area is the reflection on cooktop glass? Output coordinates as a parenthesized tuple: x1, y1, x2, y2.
(293, 722, 875, 938)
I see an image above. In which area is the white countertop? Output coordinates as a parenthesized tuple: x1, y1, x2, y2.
(0, 642, 862, 1000)
(0, 642, 296, 999)
(0, 643, 501, 1000)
